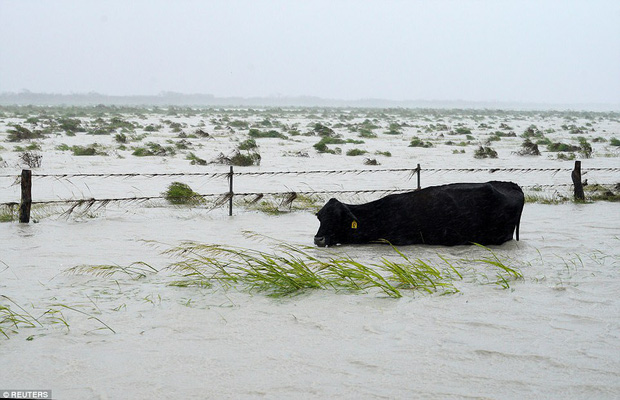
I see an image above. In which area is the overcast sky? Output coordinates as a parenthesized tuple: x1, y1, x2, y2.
(1, 0, 619, 104)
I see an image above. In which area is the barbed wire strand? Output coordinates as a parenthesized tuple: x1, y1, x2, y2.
(1, 166, 619, 180)
(0, 183, 586, 210)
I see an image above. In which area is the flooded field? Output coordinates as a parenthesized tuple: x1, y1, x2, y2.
(1, 106, 619, 398)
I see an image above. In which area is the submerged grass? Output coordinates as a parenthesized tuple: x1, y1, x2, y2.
(0, 295, 115, 339)
(66, 261, 158, 279)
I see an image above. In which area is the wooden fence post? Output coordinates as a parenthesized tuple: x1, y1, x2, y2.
(416, 163, 421, 190)
(572, 160, 584, 201)
(19, 169, 32, 223)
(228, 166, 234, 216)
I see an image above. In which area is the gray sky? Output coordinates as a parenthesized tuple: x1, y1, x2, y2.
(1, 0, 619, 104)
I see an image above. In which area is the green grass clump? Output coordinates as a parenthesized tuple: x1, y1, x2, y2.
(230, 151, 261, 166)
(547, 142, 579, 152)
(585, 184, 620, 202)
(162, 182, 205, 205)
(453, 127, 472, 135)
(610, 138, 620, 146)
(186, 152, 207, 165)
(248, 129, 287, 139)
(0, 207, 17, 222)
(383, 123, 402, 135)
(238, 138, 258, 150)
(346, 148, 367, 156)
(313, 137, 343, 154)
(132, 142, 176, 157)
(358, 128, 377, 138)
(72, 145, 106, 156)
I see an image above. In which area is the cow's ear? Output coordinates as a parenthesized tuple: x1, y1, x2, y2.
(342, 204, 358, 226)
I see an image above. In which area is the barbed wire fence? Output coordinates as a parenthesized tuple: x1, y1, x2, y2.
(1, 163, 619, 222)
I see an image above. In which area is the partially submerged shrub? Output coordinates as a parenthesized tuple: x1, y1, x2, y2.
(346, 148, 367, 156)
(313, 141, 332, 153)
(7, 125, 43, 142)
(194, 128, 210, 138)
(409, 137, 433, 148)
(522, 125, 544, 139)
(230, 151, 261, 166)
(556, 152, 576, 161)
(58, 118, 84, 134)
(228, 120, 249, 129)
(186, 152, 207, 165)
(238, 138, 258, 150)
(248, 129, 287, 139)
(72, 145, 106, 156)
(212, 151, 260, 166)
(547, 142, 579, 152)
(312, 123, 336, 137)
(383, 123, 402, 135)
(144, 124, 160, 132)
(19, 151, 42, 168)
(358, 128, 377, 138)
(578, 137, 593, 158)
(453, 127, 472, 135)
(132, 142, 176, 157)
(474, 146, 498, 159)
(314, 137, 344, 154)
(516, 139, 540, 156)
(163, 182, 205, 205)
(584, 184, 620, 202)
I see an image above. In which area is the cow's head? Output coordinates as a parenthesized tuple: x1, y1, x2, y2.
(314, 198, 358, 247)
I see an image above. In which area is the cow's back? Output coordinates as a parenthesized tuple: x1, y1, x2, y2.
(374, 182, 523, 245)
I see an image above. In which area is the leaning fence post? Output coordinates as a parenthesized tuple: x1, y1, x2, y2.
(228, 166, 234, 216)
(572, 160, 584, 201)
(19, 169, 32, 223)
(416, 163, 421, 190)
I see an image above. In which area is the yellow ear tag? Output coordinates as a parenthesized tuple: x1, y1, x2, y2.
(351, 221, 358, 229)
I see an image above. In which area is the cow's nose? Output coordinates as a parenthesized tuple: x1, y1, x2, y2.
(314, 236, 327, 247)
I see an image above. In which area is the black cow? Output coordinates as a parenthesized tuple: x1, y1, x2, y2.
(314, 181, 524, 247)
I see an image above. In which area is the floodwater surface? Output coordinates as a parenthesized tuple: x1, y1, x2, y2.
(1, 202, 619, 399)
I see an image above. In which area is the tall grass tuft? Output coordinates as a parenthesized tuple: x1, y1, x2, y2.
(161, 241, 523, 297)
(70, 240, 524, 298)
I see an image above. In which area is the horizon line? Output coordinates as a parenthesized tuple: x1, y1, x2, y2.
(1, 91, 619, 112)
